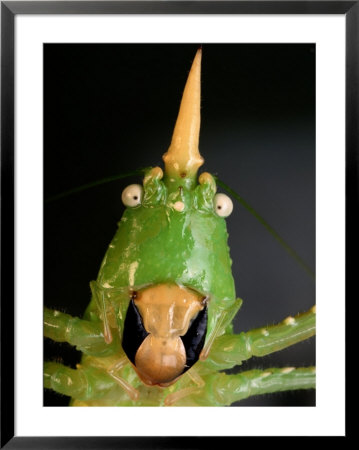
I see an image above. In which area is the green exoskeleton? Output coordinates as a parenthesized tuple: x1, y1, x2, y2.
(44, 49, 316, 406)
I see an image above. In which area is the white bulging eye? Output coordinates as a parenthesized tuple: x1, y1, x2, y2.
(121, 184, 143, 207)
(214, 193, 233, 217)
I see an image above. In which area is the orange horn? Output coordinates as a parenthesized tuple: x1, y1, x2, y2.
(163, 48, 204, 180)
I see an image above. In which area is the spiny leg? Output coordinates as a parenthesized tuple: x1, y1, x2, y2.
(44, 362, 117, 401)
(90, 281, 114, 344)
(208, 367, 316, 406)
(45, 309, 139, 401)
(204, 305, 316, 370)
(173, 367, 316, 406)
(44, 307, 120, 356)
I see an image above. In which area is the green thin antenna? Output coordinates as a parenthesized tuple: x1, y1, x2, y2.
(45, 168, 150, 203)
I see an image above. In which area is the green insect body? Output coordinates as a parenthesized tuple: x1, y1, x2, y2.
(44, 49, 316, 407)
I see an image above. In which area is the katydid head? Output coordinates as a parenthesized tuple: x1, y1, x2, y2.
(96, 49, 237, 386)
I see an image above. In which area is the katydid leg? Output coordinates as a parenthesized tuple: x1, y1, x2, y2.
(204, 306, 316, 370)
(171, 367, 316, 406)
(44, 307, 120, 356)
(206, 367, 316, 406)
(44, 362, 116, 401)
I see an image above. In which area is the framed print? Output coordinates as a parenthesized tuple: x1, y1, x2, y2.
(1, 1, 353, 446)
(43, 41, 316, 407)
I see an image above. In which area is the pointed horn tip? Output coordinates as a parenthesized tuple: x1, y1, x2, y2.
(186, 48, 201, 73)
(194, 47, 202, 63)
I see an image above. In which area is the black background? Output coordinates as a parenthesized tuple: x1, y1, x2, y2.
(44, 43, 315, 406)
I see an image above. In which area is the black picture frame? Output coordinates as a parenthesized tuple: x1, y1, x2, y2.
(1, 1, 353, 447)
